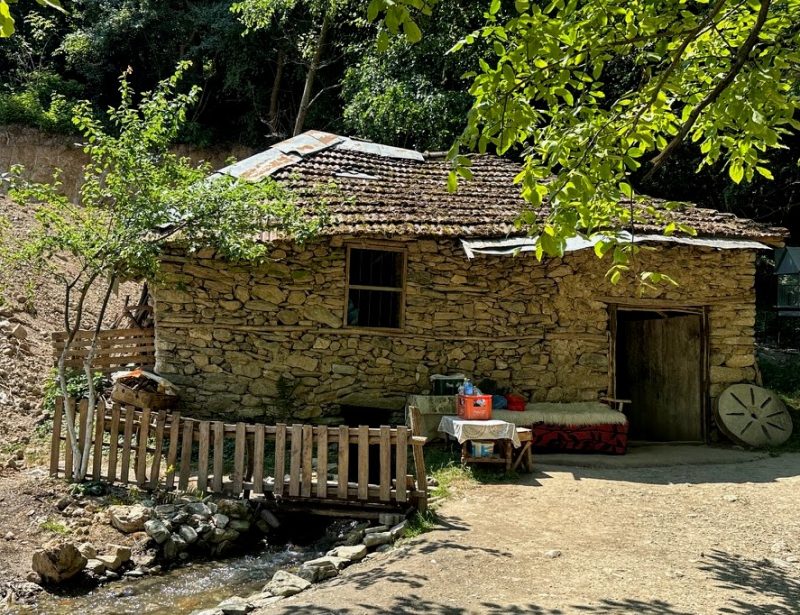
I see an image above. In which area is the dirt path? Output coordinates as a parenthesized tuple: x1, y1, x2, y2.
(255, 453, 800, 614)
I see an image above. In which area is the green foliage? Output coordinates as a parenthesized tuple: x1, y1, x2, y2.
(452, 0, 798, 265)
(0, 70, 82, 132)
(342, 0, 482, 151)
(404, 509, 439, 538)
(7, 62, 320, 284)
(366, 0, 437, 50)
(39, 518, 69, 534)
(42, 369, 107, 413)
(0, 0, 63, 38)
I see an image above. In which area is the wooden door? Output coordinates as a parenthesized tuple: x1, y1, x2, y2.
(616, 312, 704, 441)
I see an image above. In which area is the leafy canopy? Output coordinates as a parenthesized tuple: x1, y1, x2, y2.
(6, 61, 322, 288)
(371, 0, 800, 280)
(0, 0, 63, 37)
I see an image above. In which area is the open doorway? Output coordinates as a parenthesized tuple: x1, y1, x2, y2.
(613, 308, 707, 442)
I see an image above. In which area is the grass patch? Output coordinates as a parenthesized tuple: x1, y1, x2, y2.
(39, 519, 70, 534)
(423, 443, 519, 500)
(404, 509, 439, 539)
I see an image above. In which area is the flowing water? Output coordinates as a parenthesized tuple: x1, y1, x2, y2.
(26, 543, 324, 615)
(21, 514, 349, 615)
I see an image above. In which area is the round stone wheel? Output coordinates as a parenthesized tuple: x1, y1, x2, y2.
(716, 384, 793, 448)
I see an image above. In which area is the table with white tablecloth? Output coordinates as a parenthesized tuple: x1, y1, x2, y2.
(437, 415, 532, 472)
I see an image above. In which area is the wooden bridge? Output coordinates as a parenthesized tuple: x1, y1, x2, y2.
(50, 398, 428, 515)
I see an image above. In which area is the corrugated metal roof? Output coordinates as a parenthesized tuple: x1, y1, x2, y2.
(461, 233, 770, 259)
(216, 131, 422, 182)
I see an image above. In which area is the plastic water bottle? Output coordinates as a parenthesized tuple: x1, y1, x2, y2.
(464, 379, 474, 395)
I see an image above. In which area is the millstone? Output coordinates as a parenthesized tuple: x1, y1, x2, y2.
(715, 384, 793, 448)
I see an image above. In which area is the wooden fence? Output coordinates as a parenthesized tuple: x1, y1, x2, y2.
(50, 398, 428, 512)
(52, 328, 155, 373)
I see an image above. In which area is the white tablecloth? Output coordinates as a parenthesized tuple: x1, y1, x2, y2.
(438, 416, 521, 448)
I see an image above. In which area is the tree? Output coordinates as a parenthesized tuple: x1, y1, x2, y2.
(341, 0, 482, 151)
(232, 0, 347, 136)
(2, 63, 322, 480)
(1, 0, 63, 37)
(371, 0, 800, 280)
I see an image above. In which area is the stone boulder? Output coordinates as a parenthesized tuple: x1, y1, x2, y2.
(217, 596, 254, 615)
(327, 544, 367, 562)
(31, 541, 87, 583)
(263, 570, 311, 597)
(144, 519, 171, 544)
(108, 505, 150, 533)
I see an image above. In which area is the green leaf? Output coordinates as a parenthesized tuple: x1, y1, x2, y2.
(367, 0, 382, 22)
(376, 30, 390, 52)
(729, 160, 744, 184)
(755, 166, 774, 180)
(447, 171, 458, 193)
(489, 0, 501, 15)
(402, 19, 422, 44)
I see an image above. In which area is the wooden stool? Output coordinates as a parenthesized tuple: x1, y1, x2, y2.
(511, 428, 533, 473)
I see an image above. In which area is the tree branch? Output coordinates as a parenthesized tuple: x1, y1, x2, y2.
(644, 0, 772, 180)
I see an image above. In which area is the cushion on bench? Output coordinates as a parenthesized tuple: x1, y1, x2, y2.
(493, 402, 627, 427)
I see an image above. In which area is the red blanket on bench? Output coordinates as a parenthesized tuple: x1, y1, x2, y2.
(530, 422, 628, 455)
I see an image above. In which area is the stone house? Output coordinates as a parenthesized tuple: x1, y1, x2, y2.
(152, 131, 786, 442)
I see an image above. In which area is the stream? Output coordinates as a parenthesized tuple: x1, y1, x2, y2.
(22, 517, 342, 615)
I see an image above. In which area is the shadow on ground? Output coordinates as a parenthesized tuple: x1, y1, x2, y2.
(269, 539, 800, 615)
(699, 549, 800, 614)
(271, 595, 697, 614)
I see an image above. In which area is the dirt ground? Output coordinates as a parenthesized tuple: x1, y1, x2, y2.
(256, 451, 800, 615)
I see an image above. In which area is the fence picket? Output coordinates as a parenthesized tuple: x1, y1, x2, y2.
(179, 419, 193, 491)
(274, 424, 286, 497)
(92, 399, 106, 480)
(358, 425, 369, 501)
(337, 426, 349, 499)
(120, 405, 135, 485)
(252, 424, 265, 495)
(50, 397, 63, 477)
(136, 407, 151, 486)
(107, 403, 121, 482)
(64, 399, 74, 480)
(197, 421, 210, 493)
(212, 421, 224, 492)
(315, 427, 328, 499)
(395, 426, 408, 503)
(149, 410, 167, 488)
(379, 425, 391, 502)
(165, 411, 181, 490)
(289, 425, 302, 497)
(301, 425, 313, 498)
(233, 423, 246, 495)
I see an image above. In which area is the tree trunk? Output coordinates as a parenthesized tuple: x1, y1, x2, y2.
(57, 274, 98, 480)
(78, 275, 116, 480)
(293, 12, 331, 137)
(269, 49, 285, 135)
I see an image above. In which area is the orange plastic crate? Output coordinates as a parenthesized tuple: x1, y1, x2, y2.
(457, 394, 493, 420)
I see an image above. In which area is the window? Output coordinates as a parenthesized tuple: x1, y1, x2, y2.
(345, 246, 405, 329)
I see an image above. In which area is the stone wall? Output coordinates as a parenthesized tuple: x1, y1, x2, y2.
(152, 237, 757, 428)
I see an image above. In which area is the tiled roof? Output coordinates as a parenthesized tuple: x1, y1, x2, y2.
(215, 131, 787, 245)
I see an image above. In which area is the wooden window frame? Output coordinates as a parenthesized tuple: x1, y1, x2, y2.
(343, 241, 407, 331)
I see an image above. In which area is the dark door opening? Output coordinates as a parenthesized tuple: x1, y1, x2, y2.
(614, 309, 705, 442)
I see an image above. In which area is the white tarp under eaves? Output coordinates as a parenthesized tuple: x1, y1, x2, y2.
(460, 232, 769, 259)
